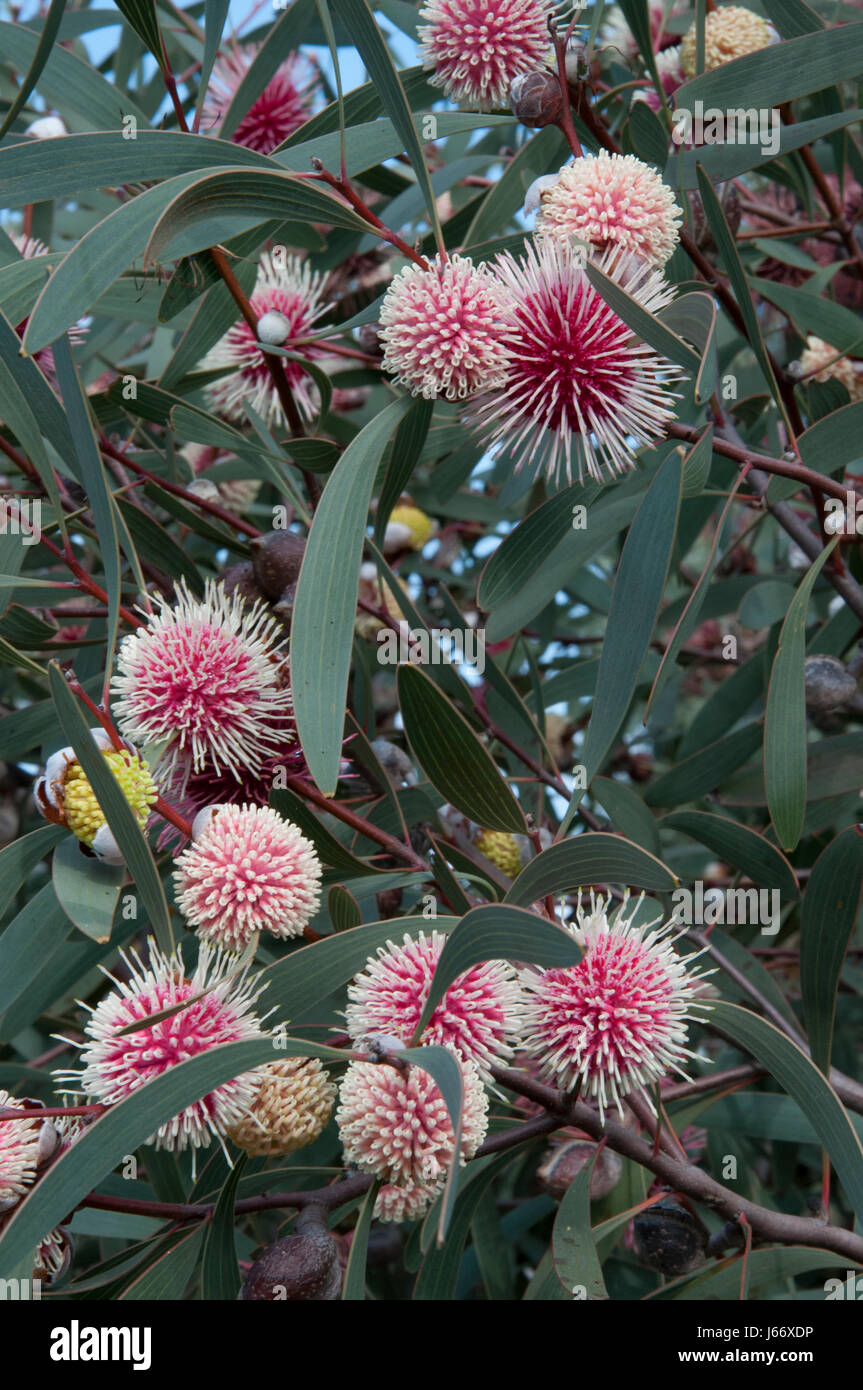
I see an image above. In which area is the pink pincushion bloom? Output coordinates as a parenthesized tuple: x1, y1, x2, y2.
(337, 1053, 488, 1191)
(418, 0, 555, 110)
(199, 252, 331, 428)
(379, 253, 510, 400)
(345, 930, 522, 1080)
(0, 1089, 41, 1207)
(174, 803, 322, 951)
(535, 152, 682, 266)
(468, 239, 681, 484)
(54, 940, 270, 1155)
(111, 578, 294, 782)
(205, 46, 317, 154)
(374, 1178, 442, 1224)
(520, 894, 711, 1119)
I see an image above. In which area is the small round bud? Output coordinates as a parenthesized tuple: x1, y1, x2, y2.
(25, 115, 66, 139)
(509, 71, 564, 129)
(250, 530, 307, 601)
(633, 1199, 708, 1275)
(257, 310, 293, 346)
(804, 655, 857, 713)
(220, 560, 266, 606)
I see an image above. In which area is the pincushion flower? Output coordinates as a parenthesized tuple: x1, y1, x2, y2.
(473, 828, 524, 878)
(204, 45, 317, 153)
(0, 1090, 41, 1209)
(796, 336, 863, 403)
(345, 931, 522, 1078)
(382, 503, 439, 555)
(680, 6, 776, 76)
(112, 579, 294, 783)
(520, 894, 711, 1118)
(174, 803, 322, 951)
(535, 152, 682, 266)
(418, 0, 555, 111)
(336, 1053, 488, 1191)
(199, 252, 331, 428)
(226, 1058, 335, 1156)
(379, 254, 510, 401)
(468, 240, 681, 484)
(34, 731, 157, 866)
(55, 940, 270, 1155)
(375, 1178, 442, 1224)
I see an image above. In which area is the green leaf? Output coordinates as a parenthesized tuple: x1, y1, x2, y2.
(592, 776, 660, 857)
(0, 0, 68, 141)
(291, 396, 410, 793)
(660, 812, 798, 896)
(0, 21, 149, 132)
(398, 663, 526, 834)
(373, 397, 433, 547)
(574, 448, 684, 815)
(710, 1002, 863, 1227)
(652, 1246, 857, 1301)
(0, 823, 65, 901)
(645, 722, 763, 807)
(48, 664, 173, 949)
(800, 826, 863, 1075)
(666, 109, 863, 190)
(328, 884, 362, 932)
(112, 0, 164, 63)
(552, 1154, 608, 1300)
(464, 125, 568, 248)
(399, 1044, 465, 1238)
(331, 0, 443, 246)
(584, 260, 699, 376)
(219, 0, 316, 140)
(52, 835, 125, 942)
(505, 833, 677, 910)
(200, 1155, 246, 1299)
(753, 278, 863, 361)
(194, 0, 230, 126)
(0, 882, 71, 1016)
(120, 1224, 206, 1300)
(0, 1039, 276, 1277)
(341, 1181, 377, 1299)
(677, 23, 863, 111)
(764, 539, 837, 850)
(269, 787, 392, 876)
(478, 482, 590, 611)
(414, 903, 582, 1038)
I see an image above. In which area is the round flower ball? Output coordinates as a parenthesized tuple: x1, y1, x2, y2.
(174, 803, 322, 951)
(226, 1058, 335, 1156)
(379, 254, 510, 401)
(54, 940, 269, 1154)
(681, 6, 775, 76)
(418, 0, 555, 111)
(345, 930, 522, 1079)
(535, 152, 682, 267)
(797, 336, 863, 403)
(0, 1089, 41, 1209)
(374, 1178, 442, 1224)
(337, 1055, 488, 1191)
(520, 895, 710, 1118)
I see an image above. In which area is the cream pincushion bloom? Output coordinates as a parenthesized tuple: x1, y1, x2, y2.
(797, 337, 863, 403)
(535, 152, 682, 266)
(680, 6, 775, 76)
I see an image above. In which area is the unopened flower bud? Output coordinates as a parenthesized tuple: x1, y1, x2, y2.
(509, 70, 564, 129)
(804, 655, 857, 713)
(26, 115, 66, 139)
(633, 1199, 708, 1275)
(257, 310, 293, 346)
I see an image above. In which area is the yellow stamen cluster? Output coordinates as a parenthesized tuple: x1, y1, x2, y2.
(226, 1058, 336, 1157)
(389, 504, 437, 551)
(62, 750, 157, 846)
(681, 6, 771, 76)
(474, 829, 523, 879)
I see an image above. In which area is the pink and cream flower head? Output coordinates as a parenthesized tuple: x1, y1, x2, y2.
(468, 238, 681, 484)
(534, 152, 682, 266)
(0, 1089, 42, 1209)
(379, 254, 510, 401)
(520, 893, 711, 1119)
(111, 578, 294, 783)
(418, 0, 556, 111)
(199, 251, 331, 428)
(54, 939, 271, 1155)
(345, 930, 522, 1080)
(174, 803, 322, 952)
(204, 45, 317, 153)
(680, 6, 777, 77)
(337, 1052, 488, 1198)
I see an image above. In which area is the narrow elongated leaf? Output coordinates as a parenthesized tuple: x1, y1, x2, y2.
(398, 663, 526, 834)
(200, 1155, 245, 1300)
(800, 826, 863, 1075)
(677, 23, 863, 111)
(645, 722, 763, 807)
(0, 0, 68, 140)
(120, 1224, 206, 1300)
(0, 823, 64, 902)
(292, 397, 410, 792)
(552, 1155, 608, 1300)
(478, 482, 589, 611)
(341, 1182, 377, 1300)
(0, 21, 149, 131)
(505, 833, 677, 910)
(0, 882, 71, 1017)
(660, 812, 798, 897)
(710, 1001, 863, 1226)
(765, 540, 836, 850)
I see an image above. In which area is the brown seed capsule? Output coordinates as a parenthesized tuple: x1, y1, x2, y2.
(240, 1214, 342, 1301)
(804, 654, 857, 713)
(537, 1139, 622, 1202)
(509, 71, 564, 129)
(220, 560, 267, 607)
(250, 530, 307, 602)
(633, 1199, 708, 1276)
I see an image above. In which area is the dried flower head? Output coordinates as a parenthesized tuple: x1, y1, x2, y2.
(199, 252, 331, 427)
(345, 930, 522, 1078)
(174, 803, 322, 951)
(55, 939, 270, 1155)
(418, 0, 555, 111)
(535, 152, 682, 266)
(379, 254, 510, 401)
(112, 579, 294, 782)
(337, 1053, 488, 1191)
(226, 1057, 335, 1156)
(468, 239, 680, 484)
(681, 6, 774, 76)
(520, 894, 711, 1118)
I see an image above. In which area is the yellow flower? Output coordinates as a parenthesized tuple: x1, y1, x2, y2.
(62, 750, 157, 847)
(474, 829, 523, 879)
